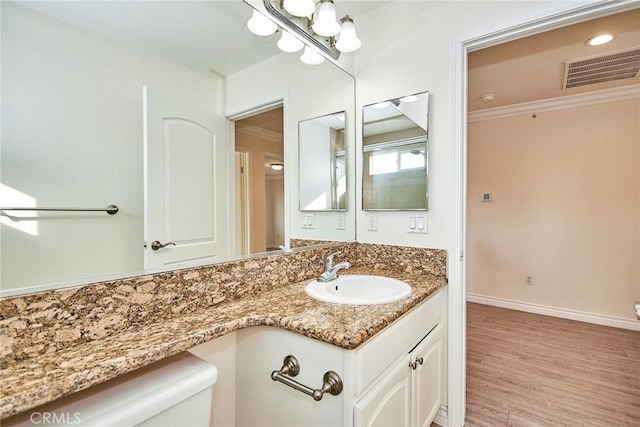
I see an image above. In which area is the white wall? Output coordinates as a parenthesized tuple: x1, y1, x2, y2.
(353, 1, 545, 249)
(467, 98, 639, 321)
(299, 121, 333, 210)
(226, 54, 356, 244)
(1, 2, 221, 293)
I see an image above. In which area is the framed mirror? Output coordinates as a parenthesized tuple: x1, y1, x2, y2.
(0, 0, 355, 296)
(362, 91, 430, 210)
(299, 111, 347, 211)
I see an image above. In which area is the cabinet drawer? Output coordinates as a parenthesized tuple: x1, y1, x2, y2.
(354, 290, 443, 396)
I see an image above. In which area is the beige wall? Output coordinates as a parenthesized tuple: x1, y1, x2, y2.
(466, 98, 639, 320)
(235, 126, 284, 254)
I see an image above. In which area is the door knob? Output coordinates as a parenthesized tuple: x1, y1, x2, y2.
(150, 240, 176, 251)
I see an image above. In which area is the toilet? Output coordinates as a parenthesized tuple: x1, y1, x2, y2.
(4, 352, 217, 426)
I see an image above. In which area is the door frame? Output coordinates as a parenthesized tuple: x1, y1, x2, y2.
(226, 94, 288, 252)
(234, 150, 250, 256)
(448, 1, 639, 425)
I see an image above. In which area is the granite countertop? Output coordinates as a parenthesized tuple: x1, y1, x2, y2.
(0, 266, 446, 419)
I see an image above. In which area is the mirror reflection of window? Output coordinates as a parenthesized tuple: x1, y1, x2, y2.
(368, 145, 426, 176)
(362, 91, 429, 210)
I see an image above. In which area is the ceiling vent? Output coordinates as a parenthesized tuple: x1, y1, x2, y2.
(563, 47, 640, 89)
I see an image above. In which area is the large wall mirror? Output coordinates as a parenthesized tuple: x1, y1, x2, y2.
(0, 0, 356, 296)
(362, 91, 430, 211)
(299, 111, 347, 211)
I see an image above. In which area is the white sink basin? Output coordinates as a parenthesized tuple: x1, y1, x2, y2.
(305, 275, 412, 305)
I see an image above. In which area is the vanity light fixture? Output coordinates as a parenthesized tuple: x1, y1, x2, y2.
(247, 9, 278, 36)
(586, 34, 614, 46)
(283, 0, 315, 17)
(335, 16, 361, 53)
(301, 46, 325, 65)
(312, 0, 341, 37)
(278, 30, 304, 52)
(270, 163, 284, 171)
(252, 0, 362, 66)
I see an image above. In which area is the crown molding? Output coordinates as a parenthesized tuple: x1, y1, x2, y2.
(468, 84, 640, 123)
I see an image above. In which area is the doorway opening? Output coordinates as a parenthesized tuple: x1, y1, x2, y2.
(234, 106, 285, 256)
(462, 6, 639, 427)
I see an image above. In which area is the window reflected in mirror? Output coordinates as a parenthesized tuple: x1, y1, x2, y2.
(362, 91, 429, 210)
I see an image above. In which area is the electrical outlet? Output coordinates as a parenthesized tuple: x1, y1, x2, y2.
(337, 213, 345, 230)
(367, 212, 378, 231)
(525, 275, 534, 285)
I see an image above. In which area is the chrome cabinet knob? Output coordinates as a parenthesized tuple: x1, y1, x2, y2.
(150, 240, 176, 251)
(409, 357, 424, 370)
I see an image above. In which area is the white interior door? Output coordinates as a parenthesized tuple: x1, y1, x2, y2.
(143, 87, 228, 269)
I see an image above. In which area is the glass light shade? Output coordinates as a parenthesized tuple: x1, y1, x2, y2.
(335, 17, 361, 53)
(247, 10, 278, 37)
(300, 46, 325, 65)
(277, 30, 304, 52)
(283, 0, 315, 17)
(270, 163, 284, 171)
(311, 0, 340, 37)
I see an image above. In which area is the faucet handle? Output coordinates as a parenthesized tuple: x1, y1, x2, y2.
(323, 251, 341, 269)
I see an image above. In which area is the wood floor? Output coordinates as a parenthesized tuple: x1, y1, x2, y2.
(465, 303, 640, 427)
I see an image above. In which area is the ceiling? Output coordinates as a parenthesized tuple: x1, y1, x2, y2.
(16, 0, 387, 78)
(23, 0, 636, 112)
(17, 1, 279, 77)
(468, 8, 640, 111)
(236, 107, 284, 142)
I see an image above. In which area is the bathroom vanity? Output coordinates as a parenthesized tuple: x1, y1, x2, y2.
(0, 243, 447, 425)
(235, 289, 444, 427)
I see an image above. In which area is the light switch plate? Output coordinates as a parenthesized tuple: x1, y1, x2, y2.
(302, 213, 315, 229)
(408, 214, 428, 234)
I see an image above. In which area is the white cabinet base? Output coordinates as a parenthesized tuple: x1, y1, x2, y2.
(235, 289, 446, 427)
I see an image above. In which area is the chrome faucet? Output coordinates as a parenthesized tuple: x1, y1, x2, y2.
(318, 251, 351, 283)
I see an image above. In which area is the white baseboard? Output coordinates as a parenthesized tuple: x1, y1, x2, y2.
(433, 405, 448, 427)
(466, 293, 640, 331)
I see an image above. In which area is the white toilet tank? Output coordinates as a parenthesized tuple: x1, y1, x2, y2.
(4, 352, 218, 427)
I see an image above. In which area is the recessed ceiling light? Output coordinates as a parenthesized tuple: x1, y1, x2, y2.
(399, 95, 418, 103)
(372, 102, 390, 109)
(586, 34, 614, 46)
(481, 93, 496, 103)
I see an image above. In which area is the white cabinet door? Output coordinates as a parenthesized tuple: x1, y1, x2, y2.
(354, 355, 412, 427)
(411, 324, 443, 427)
(143, 87, 228, 269)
